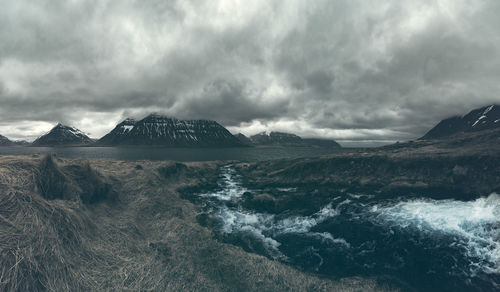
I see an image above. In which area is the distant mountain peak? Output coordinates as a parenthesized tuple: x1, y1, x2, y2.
(97, 115, 244, 147)
(0, 134, 15, 146)
(234, 133, 253, 146)
(122, 118, 136, 124)
(32, 123, 93, 146)
(144, 112, 167, 119)
(421, 104, 500, 140)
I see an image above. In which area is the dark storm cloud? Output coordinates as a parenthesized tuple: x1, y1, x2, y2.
(171, 79, 290, 125)
(0, 0, 499, 143)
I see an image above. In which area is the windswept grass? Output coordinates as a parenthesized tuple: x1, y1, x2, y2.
(0, 155, 394, 291)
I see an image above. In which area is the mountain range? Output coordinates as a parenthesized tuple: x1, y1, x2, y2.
(20, 114, 343, 148)
(0, 134, 29, 146)
(0, 104, 498, 147)
(96, 114, 243, 147)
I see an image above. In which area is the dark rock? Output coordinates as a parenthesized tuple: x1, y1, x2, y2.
(196, 213, 218, 228)
(242, 191, 253, 200)
(241, 193, 276, 213)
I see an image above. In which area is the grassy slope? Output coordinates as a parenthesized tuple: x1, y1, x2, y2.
(236, 134, 500, 202)
(0, 155, 389, 291)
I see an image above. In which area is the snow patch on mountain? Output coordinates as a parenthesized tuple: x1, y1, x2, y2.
(97, 114, 244, 147)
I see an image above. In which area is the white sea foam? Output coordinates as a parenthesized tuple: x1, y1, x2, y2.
(200, 165, 249, 201)
(216, 207, 282, 254)
(372, 193, 500, 275)
(277, 187, 297, 192)
(307, 232, 351, 247)
(200, 165, 350, 257)
(205, 166, 345, 255)
(216, 203, 340, 255)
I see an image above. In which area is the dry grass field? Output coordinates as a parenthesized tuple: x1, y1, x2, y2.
(0, 154, 392, 291)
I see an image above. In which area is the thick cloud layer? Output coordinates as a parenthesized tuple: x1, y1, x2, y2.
(1, 0, 499, 144)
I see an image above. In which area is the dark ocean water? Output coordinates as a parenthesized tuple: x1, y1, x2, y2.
(189, 165, 500, 292)
(0, 146, 344, 161)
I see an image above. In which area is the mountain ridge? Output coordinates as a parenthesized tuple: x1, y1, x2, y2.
(32, 123, 93, 146)
(19, 104, 500, 148)
(235, 131, 341, 148)
(0, 134, 15, 146)
(96, 114, 245, 147)
(420, 104, 500, 140)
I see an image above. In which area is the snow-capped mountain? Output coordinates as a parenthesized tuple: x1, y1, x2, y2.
(97, 114, 244, 147)
(421, 104, 500, 140)
(32, 123, 93, 146)
(97, 118, 137, 145)
(248, 131, 341, 148)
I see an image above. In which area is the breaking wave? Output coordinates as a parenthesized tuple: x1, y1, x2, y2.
(371, 194, 500, 276)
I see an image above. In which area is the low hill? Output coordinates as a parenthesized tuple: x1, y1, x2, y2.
(239, 132, 341, 148)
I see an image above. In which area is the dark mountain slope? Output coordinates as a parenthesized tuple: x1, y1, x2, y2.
(234, 133, 254, 146)
(32, 123, 93, 146)
(250, 132, 303, 146)
(421, 104, 500, 140)
(0, 134, 15, 146)
(97, 114, 244, 147)
(302, 138, 341, 148)
(96, 118, 136, 145)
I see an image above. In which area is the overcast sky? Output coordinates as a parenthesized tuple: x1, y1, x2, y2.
(1, 0, 500, 145)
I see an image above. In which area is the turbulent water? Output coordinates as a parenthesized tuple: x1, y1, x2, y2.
(190, 165, 500, 291)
